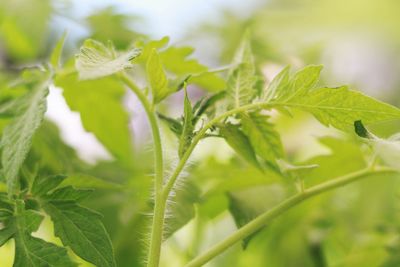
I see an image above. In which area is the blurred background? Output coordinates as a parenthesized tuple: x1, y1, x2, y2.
(1, 0, 400, 266)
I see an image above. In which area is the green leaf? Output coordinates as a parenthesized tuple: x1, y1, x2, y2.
(13, 202, 76, 267)
(227, 35, 257, 108)
(14, 235, 76, 267)
(31, 174, 66, 197)
(55, 74, 134, 165)
(219, 123, 261, 169)
(76, 39, 141, 80)
(50, 31, 67, 70)
(0, 226, 14, 246)
(262, 65, 290, 102)
(178, 87, 194, 158)
(1, 75, 50, 194)
(241, 112, 284, 165)
(146, 48, 171, 103)
(228, 185, 286, 249)
(269, 66, 400, 131)
(45, 186, 93, 202)
(43, 201, 116, 267)
(275, 65, 322, 102)
(59, 174, 121, 190)
(158, 113, 183, 137)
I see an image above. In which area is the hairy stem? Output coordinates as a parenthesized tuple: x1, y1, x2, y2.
(120, 73, 164, 267)
(185, 167, 399, 267)
(162, 102, 271, 201)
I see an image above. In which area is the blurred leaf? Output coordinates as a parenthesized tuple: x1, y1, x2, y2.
(164, 181, 200, 239)
(241, 112, 284, 166)
(178, 87, 194, 158)
(60, 174, 121, 190)
(87, 7, 144, 49)
(262, 66, 290, 102)
(146, 49, 171, 103)
(0, 0, 51, 61)
(43, 201, 116, 267)
(219, 123, 261, 169)
(76, 39, 141, 80)
(44, 186, 93, 202)
(55, 74, 134, 165)
(31, 174, 66, 197)
(50, 32, 67, 70)
(227, 34, 257, 108)
(1, 74, 50, 194)
(228, 185, 286, 248)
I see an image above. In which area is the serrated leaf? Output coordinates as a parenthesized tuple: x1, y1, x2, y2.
(275, 65, 322, 102)
(241, 112, 284, 165)
(269, 66, 400, 131)
(227, 36, 257, 108)
(147, 48, 171, 103)
(43, 201, 116, 267)
(262, 65, 290, 102)
(31, 174, 66, 197)
(14, 235, 76, 267)
(219, 123, 261, 169)
(50, 31, 67, 70)
(178, 87, 194, 158)
(1, 75, 50, 194)
(76, 39, 141, 80)
(45, 186, 93, 202)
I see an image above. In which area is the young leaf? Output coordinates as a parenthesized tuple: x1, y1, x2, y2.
(1, 75, 50, 194)
(226, 36, 257, 108)
(76, 39, 141, 80)
(31, 174, 67, 197)
(241, 112, 284, 165)
(268, 66, 400, 131)
(275, 65, 322, 102)
(146, 48, 171, 103)
(262, 66, 290, 102)
(43, 201, 116, 267)
(178, 87, 194, 158)
(219, 123, 261, 169)
(50, 31, 67, 70)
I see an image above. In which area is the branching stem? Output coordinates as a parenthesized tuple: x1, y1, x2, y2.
(184, 167, 399, 267)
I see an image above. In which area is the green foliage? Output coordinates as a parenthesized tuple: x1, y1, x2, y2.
(1, 13, 400, 267)
(75, 39, 141, 80)
(266, 66, 400, 131)
(146, 49, 171, 104)
(227, 35, 258, 108)
(1, 74, 50, 194)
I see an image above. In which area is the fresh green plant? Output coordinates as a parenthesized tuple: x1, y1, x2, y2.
(1, 30, 400, 267)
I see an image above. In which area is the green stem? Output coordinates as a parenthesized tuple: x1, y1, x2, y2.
(120, 73, 164, 267)
(185, 167, 399, 267)
(162, 102, 271, 201)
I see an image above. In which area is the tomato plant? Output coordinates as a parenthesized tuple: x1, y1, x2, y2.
(1, 1, 400, 267)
